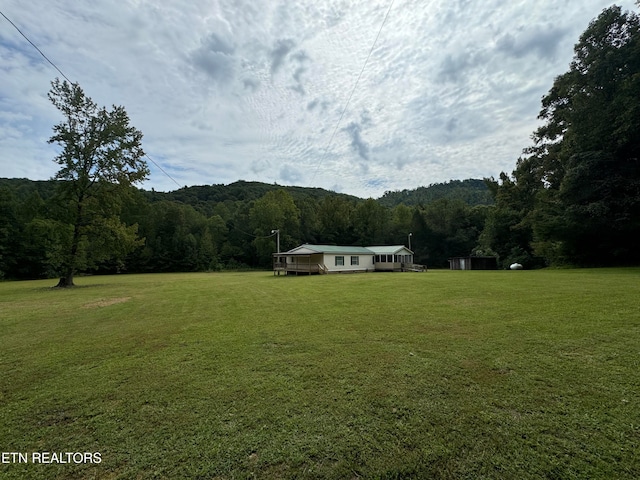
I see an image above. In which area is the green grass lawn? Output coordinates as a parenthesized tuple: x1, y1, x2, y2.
(1, 269, 639, 479)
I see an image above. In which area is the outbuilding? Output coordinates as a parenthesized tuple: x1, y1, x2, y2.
(448, 256, 498, 270)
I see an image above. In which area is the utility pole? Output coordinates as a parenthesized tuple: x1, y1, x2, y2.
(408, 232, 412, 251)
(271, 229, 280, 253)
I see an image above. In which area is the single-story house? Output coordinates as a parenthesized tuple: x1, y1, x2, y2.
(273, 244, 420, 275)
(448, 256, 498, 270)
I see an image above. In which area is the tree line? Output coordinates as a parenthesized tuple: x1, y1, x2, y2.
(1, 5, 638, 282)
(0, 177, 490, 279)
(483, 5, 640, 268)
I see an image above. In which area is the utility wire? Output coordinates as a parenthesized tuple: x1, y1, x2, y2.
(144, 153, 183, 189)
(234, 227, 277, 240)
(1, 10, 73, 84)
(1, 10, 184, 191)
(310, 0, 395, 183)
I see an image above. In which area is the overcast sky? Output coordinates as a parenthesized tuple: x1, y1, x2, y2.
(1, 1, 637, 198)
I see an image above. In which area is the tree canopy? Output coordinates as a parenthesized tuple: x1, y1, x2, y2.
(47, 79, 149, 286)
(482, 5, 640, 267)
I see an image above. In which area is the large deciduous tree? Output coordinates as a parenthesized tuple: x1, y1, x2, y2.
(48, 78, 149, 287)
(484, 5, 640, 266)
(536, 6, 640, 265)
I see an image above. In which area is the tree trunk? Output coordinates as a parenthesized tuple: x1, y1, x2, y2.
(56, 205, 82, 288)
(55, 271, 75, 288)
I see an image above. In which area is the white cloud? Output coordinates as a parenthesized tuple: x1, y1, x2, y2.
(0, 0, 637, 198)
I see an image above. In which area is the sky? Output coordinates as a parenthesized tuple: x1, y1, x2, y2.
(1, 0, 637, 199)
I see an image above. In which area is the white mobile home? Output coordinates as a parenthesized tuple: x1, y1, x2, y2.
(273, 244, 421, 275)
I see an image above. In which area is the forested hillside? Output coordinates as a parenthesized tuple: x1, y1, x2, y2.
(378, 179, 493, 207)
(0, 177, 490, 277)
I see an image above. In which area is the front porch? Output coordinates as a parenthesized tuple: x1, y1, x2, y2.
(272, 254, 328, 275)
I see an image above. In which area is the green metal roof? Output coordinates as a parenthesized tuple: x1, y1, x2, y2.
(366, 245, 413, 254)
(283, 244, 413, 255)
(303, 244, 374, 254)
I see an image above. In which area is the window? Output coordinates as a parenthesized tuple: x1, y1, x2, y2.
(351, 256, 359, 265)
(335, 256, 344, 266)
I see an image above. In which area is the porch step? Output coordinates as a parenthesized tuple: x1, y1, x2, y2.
(406, 264, 427, 272)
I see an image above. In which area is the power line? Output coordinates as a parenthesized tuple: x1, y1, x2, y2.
(0, 10, 73, 84)
(310, 0, 396, 183)
(1, 10, 183, 191)
(144, 153, 183, 189)
(234, 226, 278, 240)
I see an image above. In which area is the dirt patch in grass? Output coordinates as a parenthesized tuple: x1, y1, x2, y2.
(83, 297, 131, 308)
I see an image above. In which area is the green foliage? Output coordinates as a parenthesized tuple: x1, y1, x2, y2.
(316, 195, 357, 244)
(483, 5, 640, 267)
(49, 80, 148, 188)
(0, 186, 63, 279)
(379, 179, 494, 207)
(23, 218, 73, 278)
(130, 201, 225, 272)
(353, 198, 390, 245)
(0, 189, 15, 279)
(249, 190, 301, 266)
(416, 199, 488, 267)
(478, 175, 545, 269)
(46, 79, 149, 285)
(535, 6, 640, 264)
(149, 180, 360, 212)
(2, 176, 496, 275)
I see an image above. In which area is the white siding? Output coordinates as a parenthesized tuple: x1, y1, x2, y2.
(324, 254, 374, 272)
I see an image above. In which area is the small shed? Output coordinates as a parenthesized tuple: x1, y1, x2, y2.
(449, 256, 498, 270)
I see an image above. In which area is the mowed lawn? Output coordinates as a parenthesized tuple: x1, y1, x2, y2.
(0, 269, 639, 479)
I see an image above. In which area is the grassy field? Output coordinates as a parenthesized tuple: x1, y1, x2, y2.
(0, 269, 639, 479)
